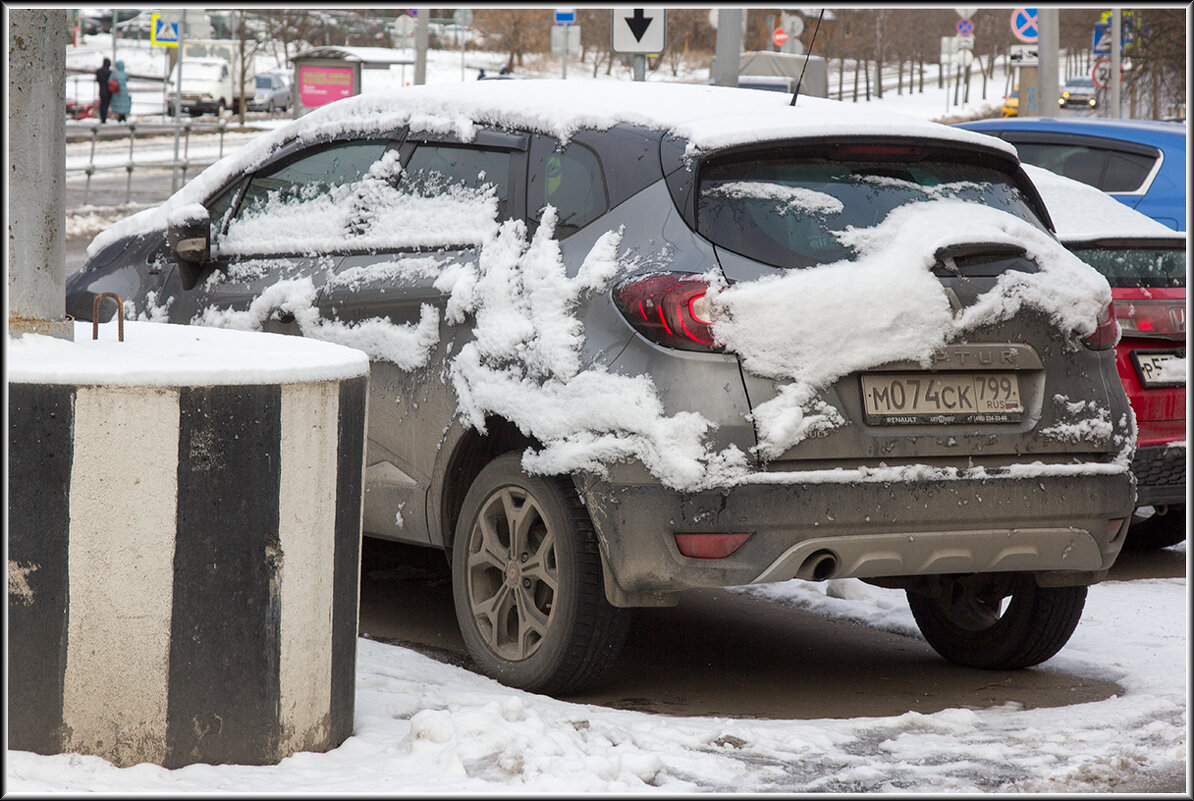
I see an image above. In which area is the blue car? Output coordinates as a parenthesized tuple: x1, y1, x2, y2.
(956, 117, 1187, 231)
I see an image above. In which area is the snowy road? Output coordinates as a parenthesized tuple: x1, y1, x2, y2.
(8, 545, 1186, 793)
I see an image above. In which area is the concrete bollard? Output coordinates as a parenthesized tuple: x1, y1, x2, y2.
(8, 321, 369, 768)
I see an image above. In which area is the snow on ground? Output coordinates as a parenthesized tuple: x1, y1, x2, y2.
(7, 560, 1187, 793)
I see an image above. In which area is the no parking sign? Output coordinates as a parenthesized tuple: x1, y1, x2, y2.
(956, 18, 973, 36)
(1010, 8, 1038, 43)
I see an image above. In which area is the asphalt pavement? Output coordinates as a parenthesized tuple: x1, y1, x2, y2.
(357, 537, 1185, 721)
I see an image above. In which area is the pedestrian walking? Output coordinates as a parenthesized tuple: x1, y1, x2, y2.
(95, 57, 112, 123)
(110, 60, 131, 123)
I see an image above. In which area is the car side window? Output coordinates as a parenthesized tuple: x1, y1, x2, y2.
(528, 136, 609, 238)
(1013, 142, 1109, 188)
(338, 142, 513, 249)
(1102, 150, 1156, 192)
(218, 139, 391, 256)
(403, 143, 513, 221)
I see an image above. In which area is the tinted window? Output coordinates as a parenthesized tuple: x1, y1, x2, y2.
(404, 144, 512, 221)
(1011, 142, 1158, 193)
(529, 138, 608, 238)
(697, 154, 1045, 269)
(1014, 142, 1108, 188)
(1070, 245, 1185, 288)
(1102, 150, 1157, 192)
(220, 139, 390, 255)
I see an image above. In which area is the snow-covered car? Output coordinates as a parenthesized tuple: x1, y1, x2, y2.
(67, 81, 1136, 695)
(1024, 164, 1186, 550)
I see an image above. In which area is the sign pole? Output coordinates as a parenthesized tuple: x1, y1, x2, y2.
(1037, 7, 1059, 116)
(1109, 8, 1121, 118)
(171, 20, 185, 193)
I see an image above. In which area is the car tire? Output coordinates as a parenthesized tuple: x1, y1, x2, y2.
(451, 453, 631, 695)
(1124, 504, 1186, 551)
(906, 573, 1086, 670)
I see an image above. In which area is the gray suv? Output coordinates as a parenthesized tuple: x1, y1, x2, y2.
(68, 81, 1136, 695)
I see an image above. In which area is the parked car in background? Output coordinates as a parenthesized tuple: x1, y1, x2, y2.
(113, 10, 156, 38)
(1024, 163, 1187, 550)
(1001, 91, 1019, 117)
(249, 71, 291, 113)
(956, 117, 1187, 231)
(1059, 77, 1098, 109)
(166, 57, 233, 116)
(68, 81, 1135, 694)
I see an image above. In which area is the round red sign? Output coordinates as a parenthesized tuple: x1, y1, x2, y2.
(773, 27, 789, 47)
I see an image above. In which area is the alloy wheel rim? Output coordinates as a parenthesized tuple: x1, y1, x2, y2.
(465, 486, 559, 661)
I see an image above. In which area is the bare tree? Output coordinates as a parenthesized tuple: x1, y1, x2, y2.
(474, 8, 551, 71)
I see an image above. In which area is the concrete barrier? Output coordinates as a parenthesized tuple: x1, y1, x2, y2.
(8, 321, 369, 768)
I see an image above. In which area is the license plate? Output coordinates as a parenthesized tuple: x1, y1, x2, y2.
(1132, 349, 1186, 387)
(861, 372, 1023, 424)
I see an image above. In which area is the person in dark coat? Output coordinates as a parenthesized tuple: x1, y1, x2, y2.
(96, 57, 112, 123)
(110, 60, 131, 122)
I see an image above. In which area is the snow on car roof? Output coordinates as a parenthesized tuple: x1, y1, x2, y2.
(88, 80, 1015, 258)
(1022, 164, 1184, 242)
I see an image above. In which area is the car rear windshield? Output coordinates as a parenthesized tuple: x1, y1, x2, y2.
(697, 150, 1046, 269)
(1069, 245, 1186, 288)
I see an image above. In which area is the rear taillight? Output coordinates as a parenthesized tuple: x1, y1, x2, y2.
(1083, 303, 1121, 350)
(614, 273, 720, 351)
(1114, 299, 1187, 340)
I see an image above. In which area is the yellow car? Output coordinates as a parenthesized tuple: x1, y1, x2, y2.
(1001, 91, 1019, 117)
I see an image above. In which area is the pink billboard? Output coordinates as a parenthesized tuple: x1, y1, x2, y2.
(298, 64, 356, 107)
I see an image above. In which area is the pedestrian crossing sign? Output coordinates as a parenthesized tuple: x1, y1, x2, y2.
(151, 13, 179, 47)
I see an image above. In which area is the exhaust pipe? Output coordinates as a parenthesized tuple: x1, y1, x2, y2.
(796, 549, 839, 581)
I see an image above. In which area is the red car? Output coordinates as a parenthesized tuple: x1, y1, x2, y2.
(1026, 164, 1187, 549)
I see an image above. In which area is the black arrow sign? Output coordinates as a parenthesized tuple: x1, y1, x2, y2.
(625, 9, 652, 42)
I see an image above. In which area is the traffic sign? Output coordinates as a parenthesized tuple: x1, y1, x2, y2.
(773, 27, 788, 48)
(956, 34, 974, 51)
(956, 18, 973, 36)
(1008, 44, 1039, 66)
(554, 8, 574, 26)
(150, 13, 179, 47)
(612, 8, 665, 54)
(1011, 8, 1038, 43)
(785, 14, 804, 37)
(551, 24, 581, 55)
(1091, 56, 1124, 90)
(955, 7, 977, 17)
(453, 9, 473, 28)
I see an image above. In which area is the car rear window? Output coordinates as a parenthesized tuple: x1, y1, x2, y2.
(1069, 245, 1186, 288)
(1012, 142, 1157, 193)
(696, 151, 1046, 269)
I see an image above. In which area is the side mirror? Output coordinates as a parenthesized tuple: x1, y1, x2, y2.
(167, 204, 211, 290)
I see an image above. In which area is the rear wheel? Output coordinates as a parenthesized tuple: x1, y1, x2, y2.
(906, 573, 1086, 669)
(1124, 504, 1186, 551)
(451, 454, 631, 695)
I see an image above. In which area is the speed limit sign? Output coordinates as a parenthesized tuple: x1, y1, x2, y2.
(1092, 56, 1114, 90)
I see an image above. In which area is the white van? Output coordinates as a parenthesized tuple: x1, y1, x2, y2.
(166, 57, 233, 116)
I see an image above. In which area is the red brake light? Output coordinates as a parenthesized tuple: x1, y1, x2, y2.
(833, 144, 924, 160)
(614, 273, 721, 351)
(1083, 303, 1121, 350)
(1114, 299, 1187, 340)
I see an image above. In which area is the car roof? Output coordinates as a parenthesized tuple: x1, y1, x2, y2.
(293, 80, 1018, 157)
(86, 81, 1020, 259)
(957, 116, 1187, 150)
(1022, 163, 1184, 243)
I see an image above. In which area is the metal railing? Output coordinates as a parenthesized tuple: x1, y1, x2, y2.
(66, 119, 232, 205)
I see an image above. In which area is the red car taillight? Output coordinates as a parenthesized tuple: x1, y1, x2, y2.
(614, 273, 721, 352)
(1114, 298, 1187, 340)
(1083, 303, 1121, 350)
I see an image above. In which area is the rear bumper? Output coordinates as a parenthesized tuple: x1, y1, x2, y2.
(577, 467, 1135, 605)
(1132, 443, 1186, 507)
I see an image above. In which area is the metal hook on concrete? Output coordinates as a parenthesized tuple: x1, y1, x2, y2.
(92, 293, 125, 342)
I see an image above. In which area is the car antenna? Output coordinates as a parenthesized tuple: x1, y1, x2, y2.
(789, 9, 825, 107)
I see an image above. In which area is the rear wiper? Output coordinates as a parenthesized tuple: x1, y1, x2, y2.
(933, 242, 1027, 262)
